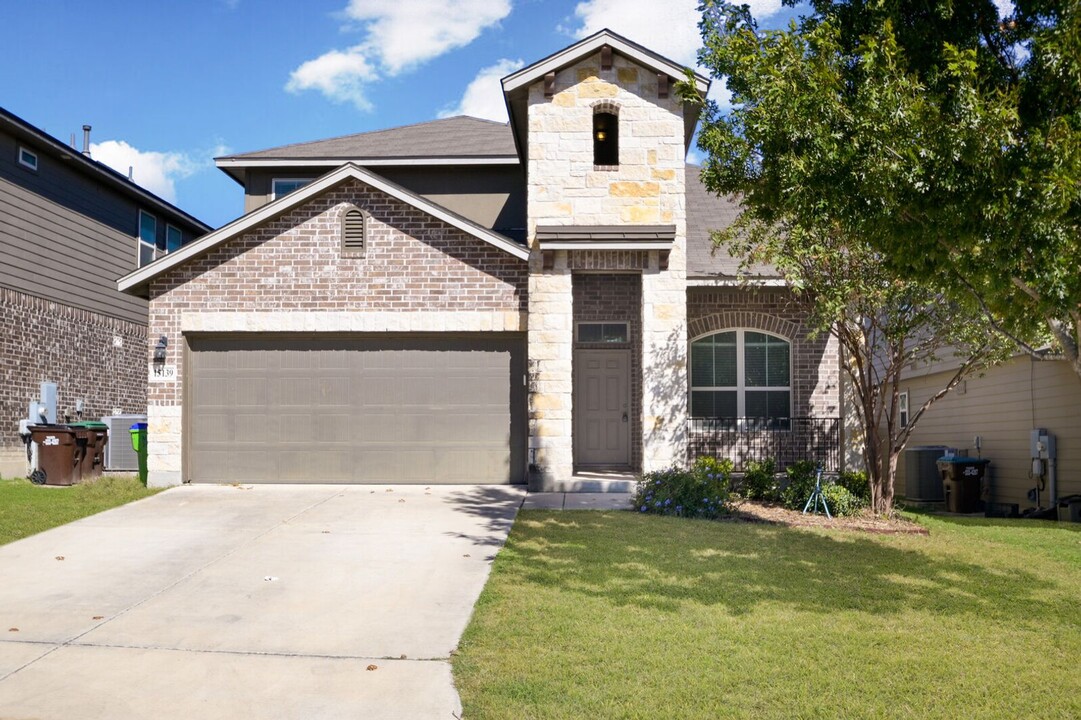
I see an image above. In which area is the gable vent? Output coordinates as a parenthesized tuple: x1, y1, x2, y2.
(341, 208, 366, 256)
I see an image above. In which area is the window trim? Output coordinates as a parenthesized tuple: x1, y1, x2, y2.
(899, 391, 909, 428)
(271, 177, 311, 200)
(17, 145, 38, 171)
(689, 328, 793, 420)
(137, 210, 157, 267)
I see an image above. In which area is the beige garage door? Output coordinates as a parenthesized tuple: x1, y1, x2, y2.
(187, 335, 526, 484)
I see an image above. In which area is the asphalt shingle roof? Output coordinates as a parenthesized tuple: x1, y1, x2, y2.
(221, 116, 518, 161)
(685, 166, 778, 279)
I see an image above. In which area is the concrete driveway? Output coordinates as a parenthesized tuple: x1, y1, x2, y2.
(0, 484, 523, 719)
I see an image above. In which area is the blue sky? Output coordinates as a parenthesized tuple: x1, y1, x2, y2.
(0, 0, 806, 228)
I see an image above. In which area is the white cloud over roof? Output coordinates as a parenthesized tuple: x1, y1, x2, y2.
(89, 140, 199, 203)
(286, 0, 511, 110)
(439, 58, 524, 122)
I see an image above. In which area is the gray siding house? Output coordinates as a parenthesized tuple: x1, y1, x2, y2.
(119, 30, 844, 489)
(0, 107, 210, 477)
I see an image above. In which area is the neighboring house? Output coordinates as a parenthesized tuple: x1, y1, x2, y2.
(119, 30, 844, 489)
(0, 107, 210, 478)
(894, 353, 1080, 510)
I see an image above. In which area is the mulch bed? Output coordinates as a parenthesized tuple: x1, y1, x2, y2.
(726, 500, 930, 535)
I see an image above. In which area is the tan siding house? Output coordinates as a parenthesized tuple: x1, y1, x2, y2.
(895, 355, 1081, 509)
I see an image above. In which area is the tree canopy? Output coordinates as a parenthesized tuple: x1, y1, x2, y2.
(697, 0, 1081, 374)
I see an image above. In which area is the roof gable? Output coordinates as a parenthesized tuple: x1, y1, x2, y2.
(118, 163, 528, 297)
(501, 29, 710, 161)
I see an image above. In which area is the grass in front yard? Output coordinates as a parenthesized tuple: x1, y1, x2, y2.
(0, 475, 161, 545)
(453, 512, 1081, 719)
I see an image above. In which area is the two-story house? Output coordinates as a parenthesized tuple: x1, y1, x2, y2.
(119, 30, 844, 489)
(0, 107, 210, 478)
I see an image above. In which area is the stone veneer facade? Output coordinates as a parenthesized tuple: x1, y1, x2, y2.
(145, 178, 527, 486)
(526, 51, 689, 486)
(0, 287, 147, 477)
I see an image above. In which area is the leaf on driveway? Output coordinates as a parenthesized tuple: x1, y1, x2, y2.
(92, 615, 104, 620)
(398, 499, 406, 503)
(366, 664, 378, 671)
(55, 556, 64, 561)
(7, 628, 17, 632)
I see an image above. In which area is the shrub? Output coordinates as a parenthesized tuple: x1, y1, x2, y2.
(837, 470, 871, 503)
(821, 484, 864, 516)
(780, 460, 820, 510)
(633, 456, 734, 519)
(741, 458, 778, 501)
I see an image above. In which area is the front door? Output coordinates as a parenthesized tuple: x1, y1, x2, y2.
(574, 349, 630, 468)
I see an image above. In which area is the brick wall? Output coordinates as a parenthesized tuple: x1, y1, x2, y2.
(144, 177, 528, 485)
(0, 287, 146, 475)
(687, 287, 840, 418)
(148, 177, 527, 406)
(572, 274, 643, 470)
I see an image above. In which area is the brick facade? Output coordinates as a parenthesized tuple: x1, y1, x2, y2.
(0, 287, 146, 476)
(145, 177, 527, 485)
(572, 274, 643, 470)
(687, 287, 840, 418)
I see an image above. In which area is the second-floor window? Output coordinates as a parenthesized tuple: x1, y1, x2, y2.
(138, 210, 157, 267)
(593, 111, 619, 166)
(18, 146, 38, 171)
(272, 178, 311, 199)
(166, 224, 183, 254)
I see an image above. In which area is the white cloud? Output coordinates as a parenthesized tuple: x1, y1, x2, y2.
(343, 0, 512, 75)
(90, 140, 199, 203)
(286, 49, 378, 110)
(439, 58, 524, 122)
(287, 0, 511, 109)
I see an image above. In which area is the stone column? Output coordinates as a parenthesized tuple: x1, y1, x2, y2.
(527, 252, 574, 489)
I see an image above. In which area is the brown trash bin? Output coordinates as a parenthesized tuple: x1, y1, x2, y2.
(28, 425, 84, 486)
(70, 422, 109, 480)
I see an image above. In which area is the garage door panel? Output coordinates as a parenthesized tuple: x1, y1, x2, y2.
(188, 336, 524, 484)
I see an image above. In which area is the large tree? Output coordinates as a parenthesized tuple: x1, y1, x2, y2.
(691, 0, 1018, 512)
(698, 0, 1081, 374)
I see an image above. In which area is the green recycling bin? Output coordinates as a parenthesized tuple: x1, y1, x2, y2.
(130, 422, 148, 485)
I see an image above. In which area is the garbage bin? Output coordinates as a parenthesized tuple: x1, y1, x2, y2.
(130, 422, 148, 485)
(28, 425, 83, 486)
(937, 457, 990, 513)
(69, 422, 109, 481)
(905, 446, 949, 502)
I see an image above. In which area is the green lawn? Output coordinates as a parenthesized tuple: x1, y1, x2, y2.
(453, 512, 1081, 719)
(0, 475, 161, 546)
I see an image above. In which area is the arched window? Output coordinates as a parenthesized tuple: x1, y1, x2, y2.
(593, 111, 619, 166)
(690, 330, 791, 421)
(341, 207, 367, 257)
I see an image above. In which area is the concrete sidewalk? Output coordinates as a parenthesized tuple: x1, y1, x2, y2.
(521, 492, 633, 510)
(0, 484, 523, 720)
